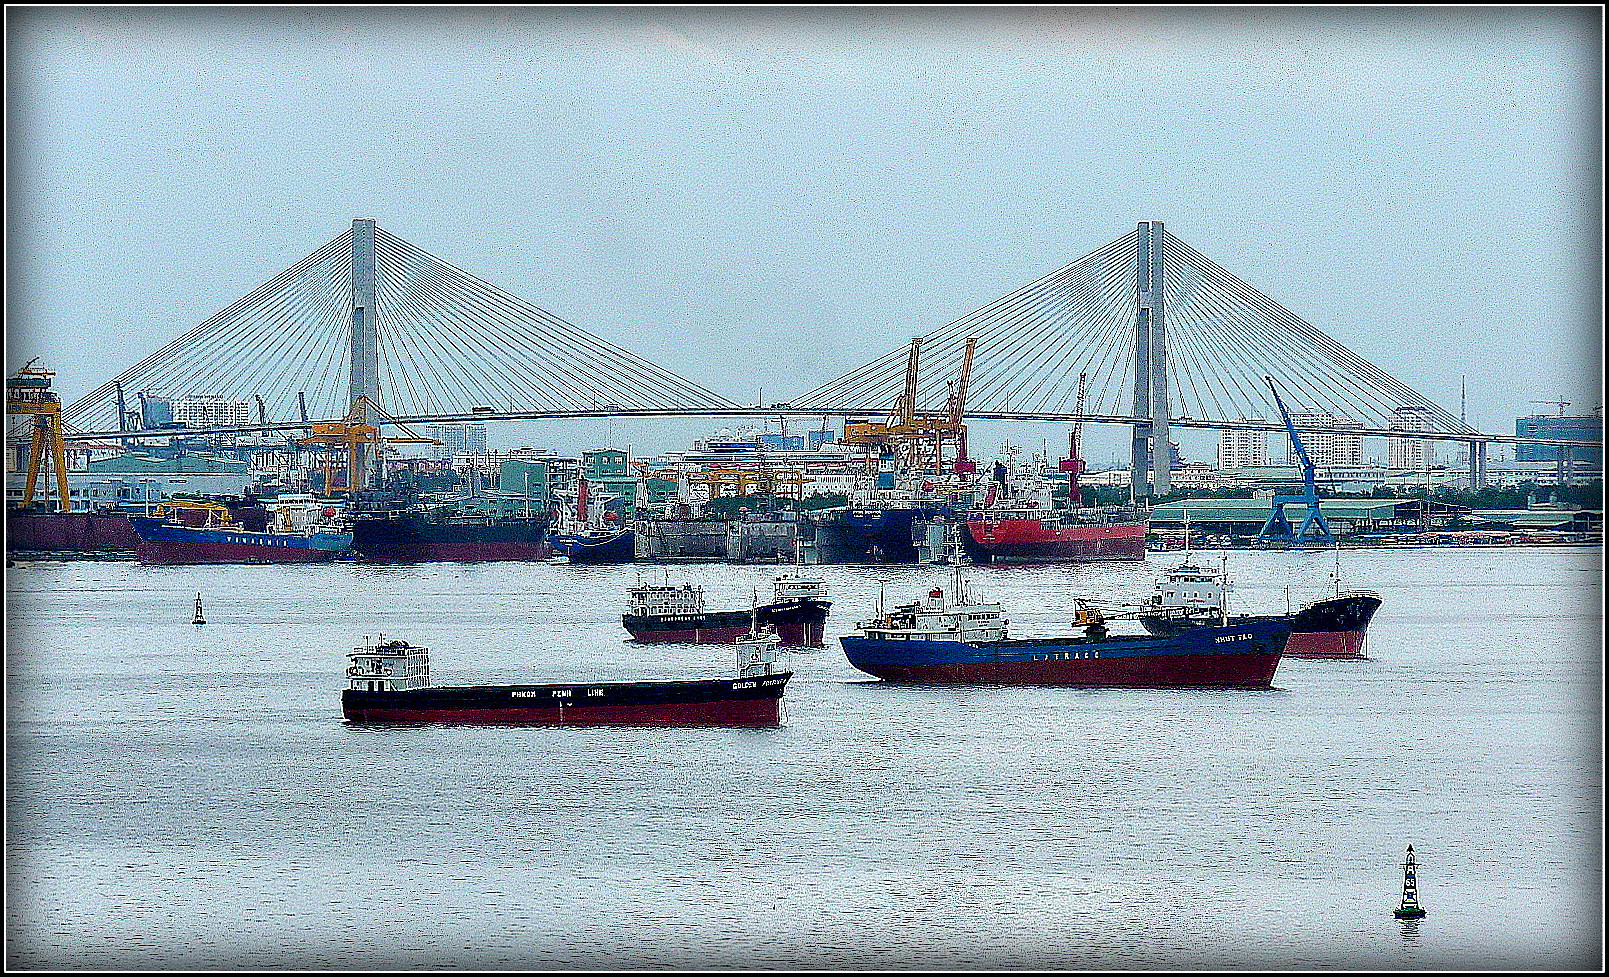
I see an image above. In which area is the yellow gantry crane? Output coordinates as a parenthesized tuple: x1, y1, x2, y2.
(7, 360, 71, 511)
(844, 337, 977, 476)
(298, 395, 438, 495)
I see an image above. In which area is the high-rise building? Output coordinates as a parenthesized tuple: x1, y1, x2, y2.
(1285, 411, 1364, 468)
(1388, 406, 1435, 470)
(1515, 414, 1603, 465)
(1218, 418, 1268, 469)
(172, 395, 252, 428)
(426, 422, 489, 460)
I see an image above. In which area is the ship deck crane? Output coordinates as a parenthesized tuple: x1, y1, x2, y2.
(6, 359, 71, 512)
(1256, 375, 1335, 547)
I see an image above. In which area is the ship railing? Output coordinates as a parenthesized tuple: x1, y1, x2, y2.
(1334, 588, 1382, 600)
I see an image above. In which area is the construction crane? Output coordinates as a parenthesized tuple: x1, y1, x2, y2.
(6, 359, 71, 511)
(1529, 398, 1573, 417)
(1256, 375, 1335, 547)
(1059, 372, 1088, 507)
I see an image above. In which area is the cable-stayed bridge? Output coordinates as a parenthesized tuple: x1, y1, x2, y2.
(55, 218, 1596, 492)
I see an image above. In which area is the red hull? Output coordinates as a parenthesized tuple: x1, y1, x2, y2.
(136, 540, 340, 565)
(5, 511, 139, 552)
(343, 697, 782, 727)
(1284, 629, 1368, 660)
(861, 651, 1280, 689)
(965, 519, 1147, 562)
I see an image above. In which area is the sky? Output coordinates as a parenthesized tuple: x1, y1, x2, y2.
(5, 6, 1603, 465)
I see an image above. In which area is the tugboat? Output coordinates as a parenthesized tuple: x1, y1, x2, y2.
(623, 563, 831, 646)
(341, 634, 791, 727)
(1393, 845, 1428, 919)
(839, 565, 1291, 688)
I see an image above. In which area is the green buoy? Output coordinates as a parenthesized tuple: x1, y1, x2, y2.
(192, 592, 206, 626)
(1393, 844, 1426, 919)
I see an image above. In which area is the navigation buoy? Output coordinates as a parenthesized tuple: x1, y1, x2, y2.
(1393, 844, 1426, 919)
(192, 592, 206, 626)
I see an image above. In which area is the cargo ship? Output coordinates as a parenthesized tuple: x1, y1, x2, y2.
(5, 495, 269, 556)
(623, 570, 831, 646)
(1135, 552, 1381, 660)
(341, 633, 791, 727)
(840, 566, 1290, 688)
(548, 477, 636, 563)
(963, 506, 1148, 563)
(5, 507, 140, 555)
(962, 456, 1146, 563)
(349, 504, 552, 561)
(130, 495, 350, 564)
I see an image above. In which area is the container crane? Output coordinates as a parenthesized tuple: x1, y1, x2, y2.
(1256, 375, 1335, 546)
(844, 336, 976, 476)
(946, 337, 978, 476)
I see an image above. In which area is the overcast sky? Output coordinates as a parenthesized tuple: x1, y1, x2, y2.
(5, 6, 1602, 464)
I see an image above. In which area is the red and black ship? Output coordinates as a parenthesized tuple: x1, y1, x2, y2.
(1137, 554, 1381, 660)
(341, 635, 791, 727)
(1285, 591, 1381, 659)
(962, 442, 1146, 564)
(622, 571, 832, 646)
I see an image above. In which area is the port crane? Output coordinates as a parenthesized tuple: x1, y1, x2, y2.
(6, 359, 71, 511)
(1255, 375, 1335, 547)
(298, 396, 438, 495)
(843, 336, 978, 477)
(1059, 371, 1088, 506)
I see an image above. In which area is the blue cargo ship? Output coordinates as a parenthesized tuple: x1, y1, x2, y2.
(840, 567, 1290, 688)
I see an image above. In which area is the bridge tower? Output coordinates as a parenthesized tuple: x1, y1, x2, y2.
(349, 218, 380, 483)
(1131, 221, 1170, 497)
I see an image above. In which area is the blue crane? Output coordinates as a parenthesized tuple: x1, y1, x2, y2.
(1256, 375, 1335, 547)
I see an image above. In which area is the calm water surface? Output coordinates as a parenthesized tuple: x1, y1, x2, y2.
(5, 546, 1602, 969)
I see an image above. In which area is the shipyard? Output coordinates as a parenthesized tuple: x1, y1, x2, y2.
(5, 6, 1602, 974)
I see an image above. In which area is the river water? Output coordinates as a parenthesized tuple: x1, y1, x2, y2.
(4, 546, 1602, 969)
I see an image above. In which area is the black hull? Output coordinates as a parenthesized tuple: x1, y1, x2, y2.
(343, 672, 791, 726)
(350, 512, 552, 561)
(1291, 593, 1381, 634)
(624, 598, 831, 646)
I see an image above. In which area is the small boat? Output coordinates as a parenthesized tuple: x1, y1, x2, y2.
(839, 566, 1290, 688)
(623, 567, 831, 646)
(341, 634, 791, 727)
(1393, 845, 1427, 919)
